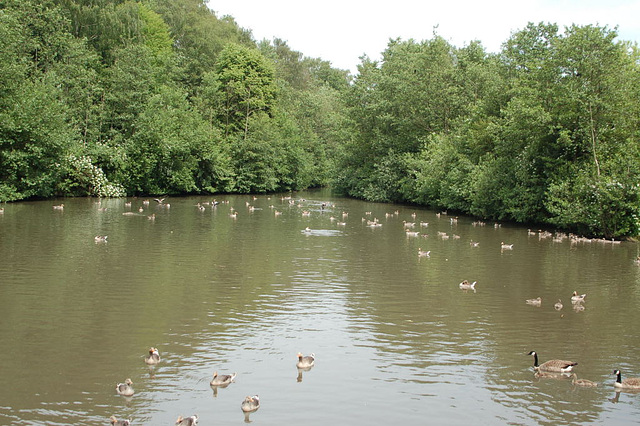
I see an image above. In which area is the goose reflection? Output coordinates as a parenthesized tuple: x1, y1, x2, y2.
(297, 364, 314, 382)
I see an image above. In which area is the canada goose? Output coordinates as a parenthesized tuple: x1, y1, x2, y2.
(554, 299, 563, 310)
(571, 373, 597, 387)
(528, 351, 577, 373)
(501, 242, 514, 249)
(459, 280, 476, 290)
(53, 204, 64, 210)
(210, 371, 236, 386)
(613, 370, 640, 389)
(116, 378, 134, 396)
(241, 395, 260, 412)
(175, 415, 198, 425)
(418, 249, 430, 257)
(94, 235, 108, 243)
(296, 352, 315, 369)
(571, 291, 586, 304)
(144, 347, 160, 365)
(110, 416, 131, 426)
(526, 297, 542, 307)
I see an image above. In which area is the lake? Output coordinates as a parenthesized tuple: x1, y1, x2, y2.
(0, 189, 639, 425)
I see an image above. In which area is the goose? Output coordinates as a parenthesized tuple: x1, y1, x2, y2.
(53, 204, 64, 210)
(144, 347, 160, 365)
(175, 415, 198, 425)
(613, 370, 640, 389)
(0, 207, 4, 214)
(296, 352, 315, 369)
(418, 249, 430, 257)
(110, 416, 131, 426)
(154, 198, 165, 204)
(470, 241, 480, 247)
(500, 242, 513, 249)
(571, 291, 586, 304)
(138, 206, 144, 213)
(147, 214, 156, 221)
(554, 299, 563, 310)
(459, 280, 476, 290)
(571, 373, 597, 387)
(116, 378, 134, 396)
(210, 371, 236, 386)
(241, 395, 260, 413)
(528, 351, 577, 373)
(94, 235, 108, 243)
(526, 297, 542, 307)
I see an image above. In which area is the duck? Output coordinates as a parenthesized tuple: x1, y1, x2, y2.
(459, 280, 476, 290)
(110, 416, 131, 426)
(528, 351, 577, 373)
(175, 415, 198, 425)
(144, 347, 160, 365)
(500, 242, 514, 249)
(526, 297, 542, 307)
(94, 235, 108, 243)
(554, 299, 563, 310)
(613, 369, 640, 389)
(571, 373, 597, 387)
(210, 371, 236, 386)
(571, 291, 586, 304)
(116, 378, 134, 396)
(296, 352, 315, 369)
(53, 203, 64, 210)
(418, 249, 430, 257)
(241, 395, 260, 413)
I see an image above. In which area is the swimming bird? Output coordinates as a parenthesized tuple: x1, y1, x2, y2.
(613, 370, 640, 389)
(154, 198, 165, 204)
(53, 204, 64, 210)
(459, 280, 476, 291)
(94, 235, 108, 243)
(500, 242, 514, 249)
(470, 241, 480, 247)
(418, 249, 430, 257)
(526, 297, 542, 307)
(296, 352, 315, 369)
(110, 416, 131, 426)
(528, 351, 577, 373)
(554, 299, 563, 310)
(175, 415, 198, 425)
(144, 347, 160, 365)
(571, 291, 586, 304)
(116, 378, 134, 396)
(571, 373, 597, 387)
(210, 371, 236, 386)
(241, 395, 260, 413)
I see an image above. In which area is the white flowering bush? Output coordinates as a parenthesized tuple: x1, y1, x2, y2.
(63, 155, 126, 197)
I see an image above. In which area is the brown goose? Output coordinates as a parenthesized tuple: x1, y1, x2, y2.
(116, 378, 134, 396)
(296, 352, 315, 369)
(241, 395, 260, 413)
(175, 414, 198, 425)
(528, 351, 577, 373)
(144, 347, 160, 365)
(571, 373, 597, 387)
(210, 371, 236, 386)
(613, 370, 640, 389)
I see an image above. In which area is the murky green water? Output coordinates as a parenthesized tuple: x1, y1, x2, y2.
(1, 189, 639, 425)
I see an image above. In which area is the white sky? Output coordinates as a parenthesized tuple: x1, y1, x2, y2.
(207, 0, 640, 75)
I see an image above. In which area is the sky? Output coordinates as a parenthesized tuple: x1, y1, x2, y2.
(206, 0, 640, 75)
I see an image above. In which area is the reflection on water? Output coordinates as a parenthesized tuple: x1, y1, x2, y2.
(0, 190, 640, 425)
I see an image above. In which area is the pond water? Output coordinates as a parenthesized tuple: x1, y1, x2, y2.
(1, 189, 639, 425)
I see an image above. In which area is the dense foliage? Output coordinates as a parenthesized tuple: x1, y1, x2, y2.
(0, 0, 350, 200)
(1, 1, 639, 237)
(337, 24, 640, 238)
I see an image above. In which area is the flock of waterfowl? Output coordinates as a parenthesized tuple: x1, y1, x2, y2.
(34, 195, 639, 421)
(111, 347, 315, 424)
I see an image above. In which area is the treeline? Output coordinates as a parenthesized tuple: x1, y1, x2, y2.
(1, 1, 639, 238)
(336, 24, 640, 238)
(0, 0, 351, 200)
